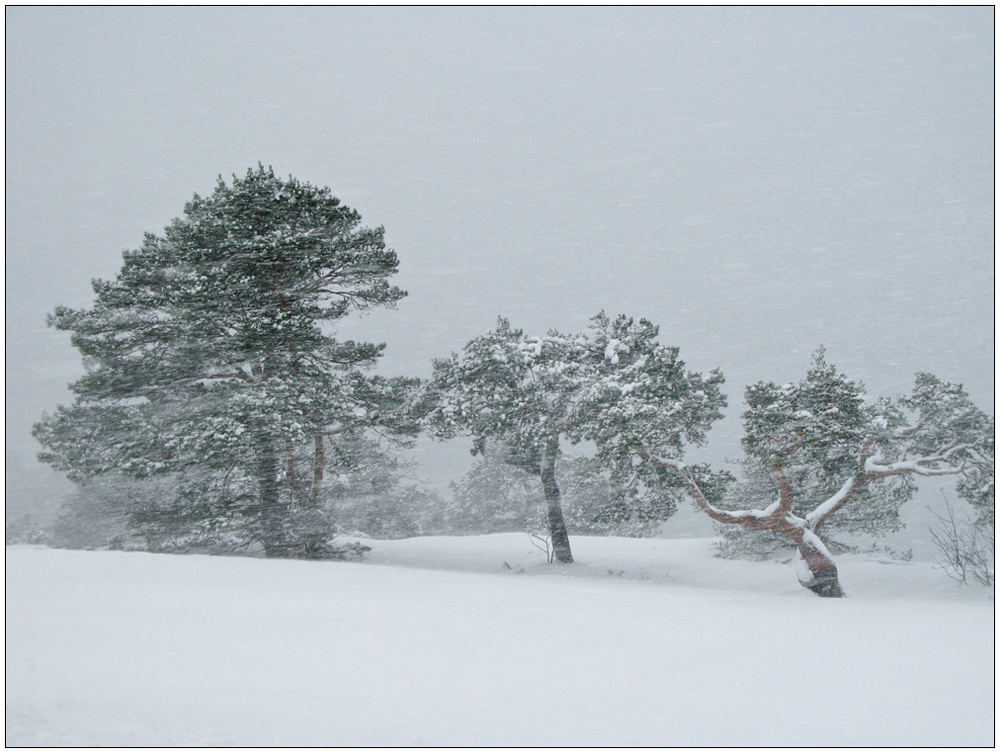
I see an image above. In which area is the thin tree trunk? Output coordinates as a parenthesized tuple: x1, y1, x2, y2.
(255, 432, 286, 558)
(310, 431, 325, 508)
(284, 436, 307, 507)
(539, 440, 573, 564)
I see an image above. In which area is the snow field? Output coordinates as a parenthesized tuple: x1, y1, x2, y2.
(6, 536, 994, 747)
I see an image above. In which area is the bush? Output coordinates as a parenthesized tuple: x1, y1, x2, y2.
(930, 498, 994, 587)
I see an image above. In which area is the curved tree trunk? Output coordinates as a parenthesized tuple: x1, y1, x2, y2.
(539, 441, 573, 564)
(650, 456, 847, 596)
(793, 531, 845, 598)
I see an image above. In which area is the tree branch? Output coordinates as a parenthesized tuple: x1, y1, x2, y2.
(769, 462, 796, 517)
(638, 446, 783, 529)
(804, 473, 866, 531)
(864, 444, 969, 478)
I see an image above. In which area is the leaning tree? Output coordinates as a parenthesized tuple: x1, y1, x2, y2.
(33, 165, 417, 557)
(633, 350, 993, 597)
(427, 313, 727, 562)
(427, 319, 586, 562)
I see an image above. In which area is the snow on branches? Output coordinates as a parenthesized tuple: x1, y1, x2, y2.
(34, 166, 417, 558)
(426, 312, 727, 563)
(638, 349, 993, 597)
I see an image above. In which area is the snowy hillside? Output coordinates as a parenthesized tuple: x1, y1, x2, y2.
(6, 536, 994, 747)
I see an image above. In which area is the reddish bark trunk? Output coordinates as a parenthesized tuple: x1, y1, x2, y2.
(794, 537, 845, 598)
(668, 460, 847, 596)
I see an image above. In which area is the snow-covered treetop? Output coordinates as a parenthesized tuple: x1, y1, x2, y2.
(742, 348, 883, 466)
(571, 312, 726, 465)
(35, 166, 416, 481)
(426, 311, 727, 478)
(729, 348, 994, 531)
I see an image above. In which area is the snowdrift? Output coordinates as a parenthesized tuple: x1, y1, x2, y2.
(6, 535, 994, 747)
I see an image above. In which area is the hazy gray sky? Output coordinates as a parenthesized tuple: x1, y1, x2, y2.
(6, 7, 994, 514)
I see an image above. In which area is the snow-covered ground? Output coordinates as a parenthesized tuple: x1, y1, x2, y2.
(6, 535, 994, 747)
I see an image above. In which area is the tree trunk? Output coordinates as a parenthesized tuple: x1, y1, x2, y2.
(647, 455, 848, 597)
(794, 532, 845, 597)
(255, 432, 287, 558)
(539, 441, 573, 564)
(284, 436, 307, 507)
(310, 431, 325, 508)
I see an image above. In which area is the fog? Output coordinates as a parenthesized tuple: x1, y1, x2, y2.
(5, 7, 994, 522)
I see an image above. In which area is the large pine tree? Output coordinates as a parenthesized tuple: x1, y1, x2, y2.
(34, 166, 414, 556)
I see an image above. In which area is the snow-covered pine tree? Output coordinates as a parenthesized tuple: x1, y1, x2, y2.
(712, 453, 910, 561)
(637, 348, 994, 597)
(33, 166, 416, 557)
(902, 372, 995, 530)
(427, 312, 727, 561)
(427, 319, 588, 562)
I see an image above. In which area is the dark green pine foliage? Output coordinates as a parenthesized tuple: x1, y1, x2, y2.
(574, 312, 729, 510)
(427, 312, 728, 560)
(739, 348, 911, 542)
(33, 166, 412, 556)
(901, 372, 994, 530)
